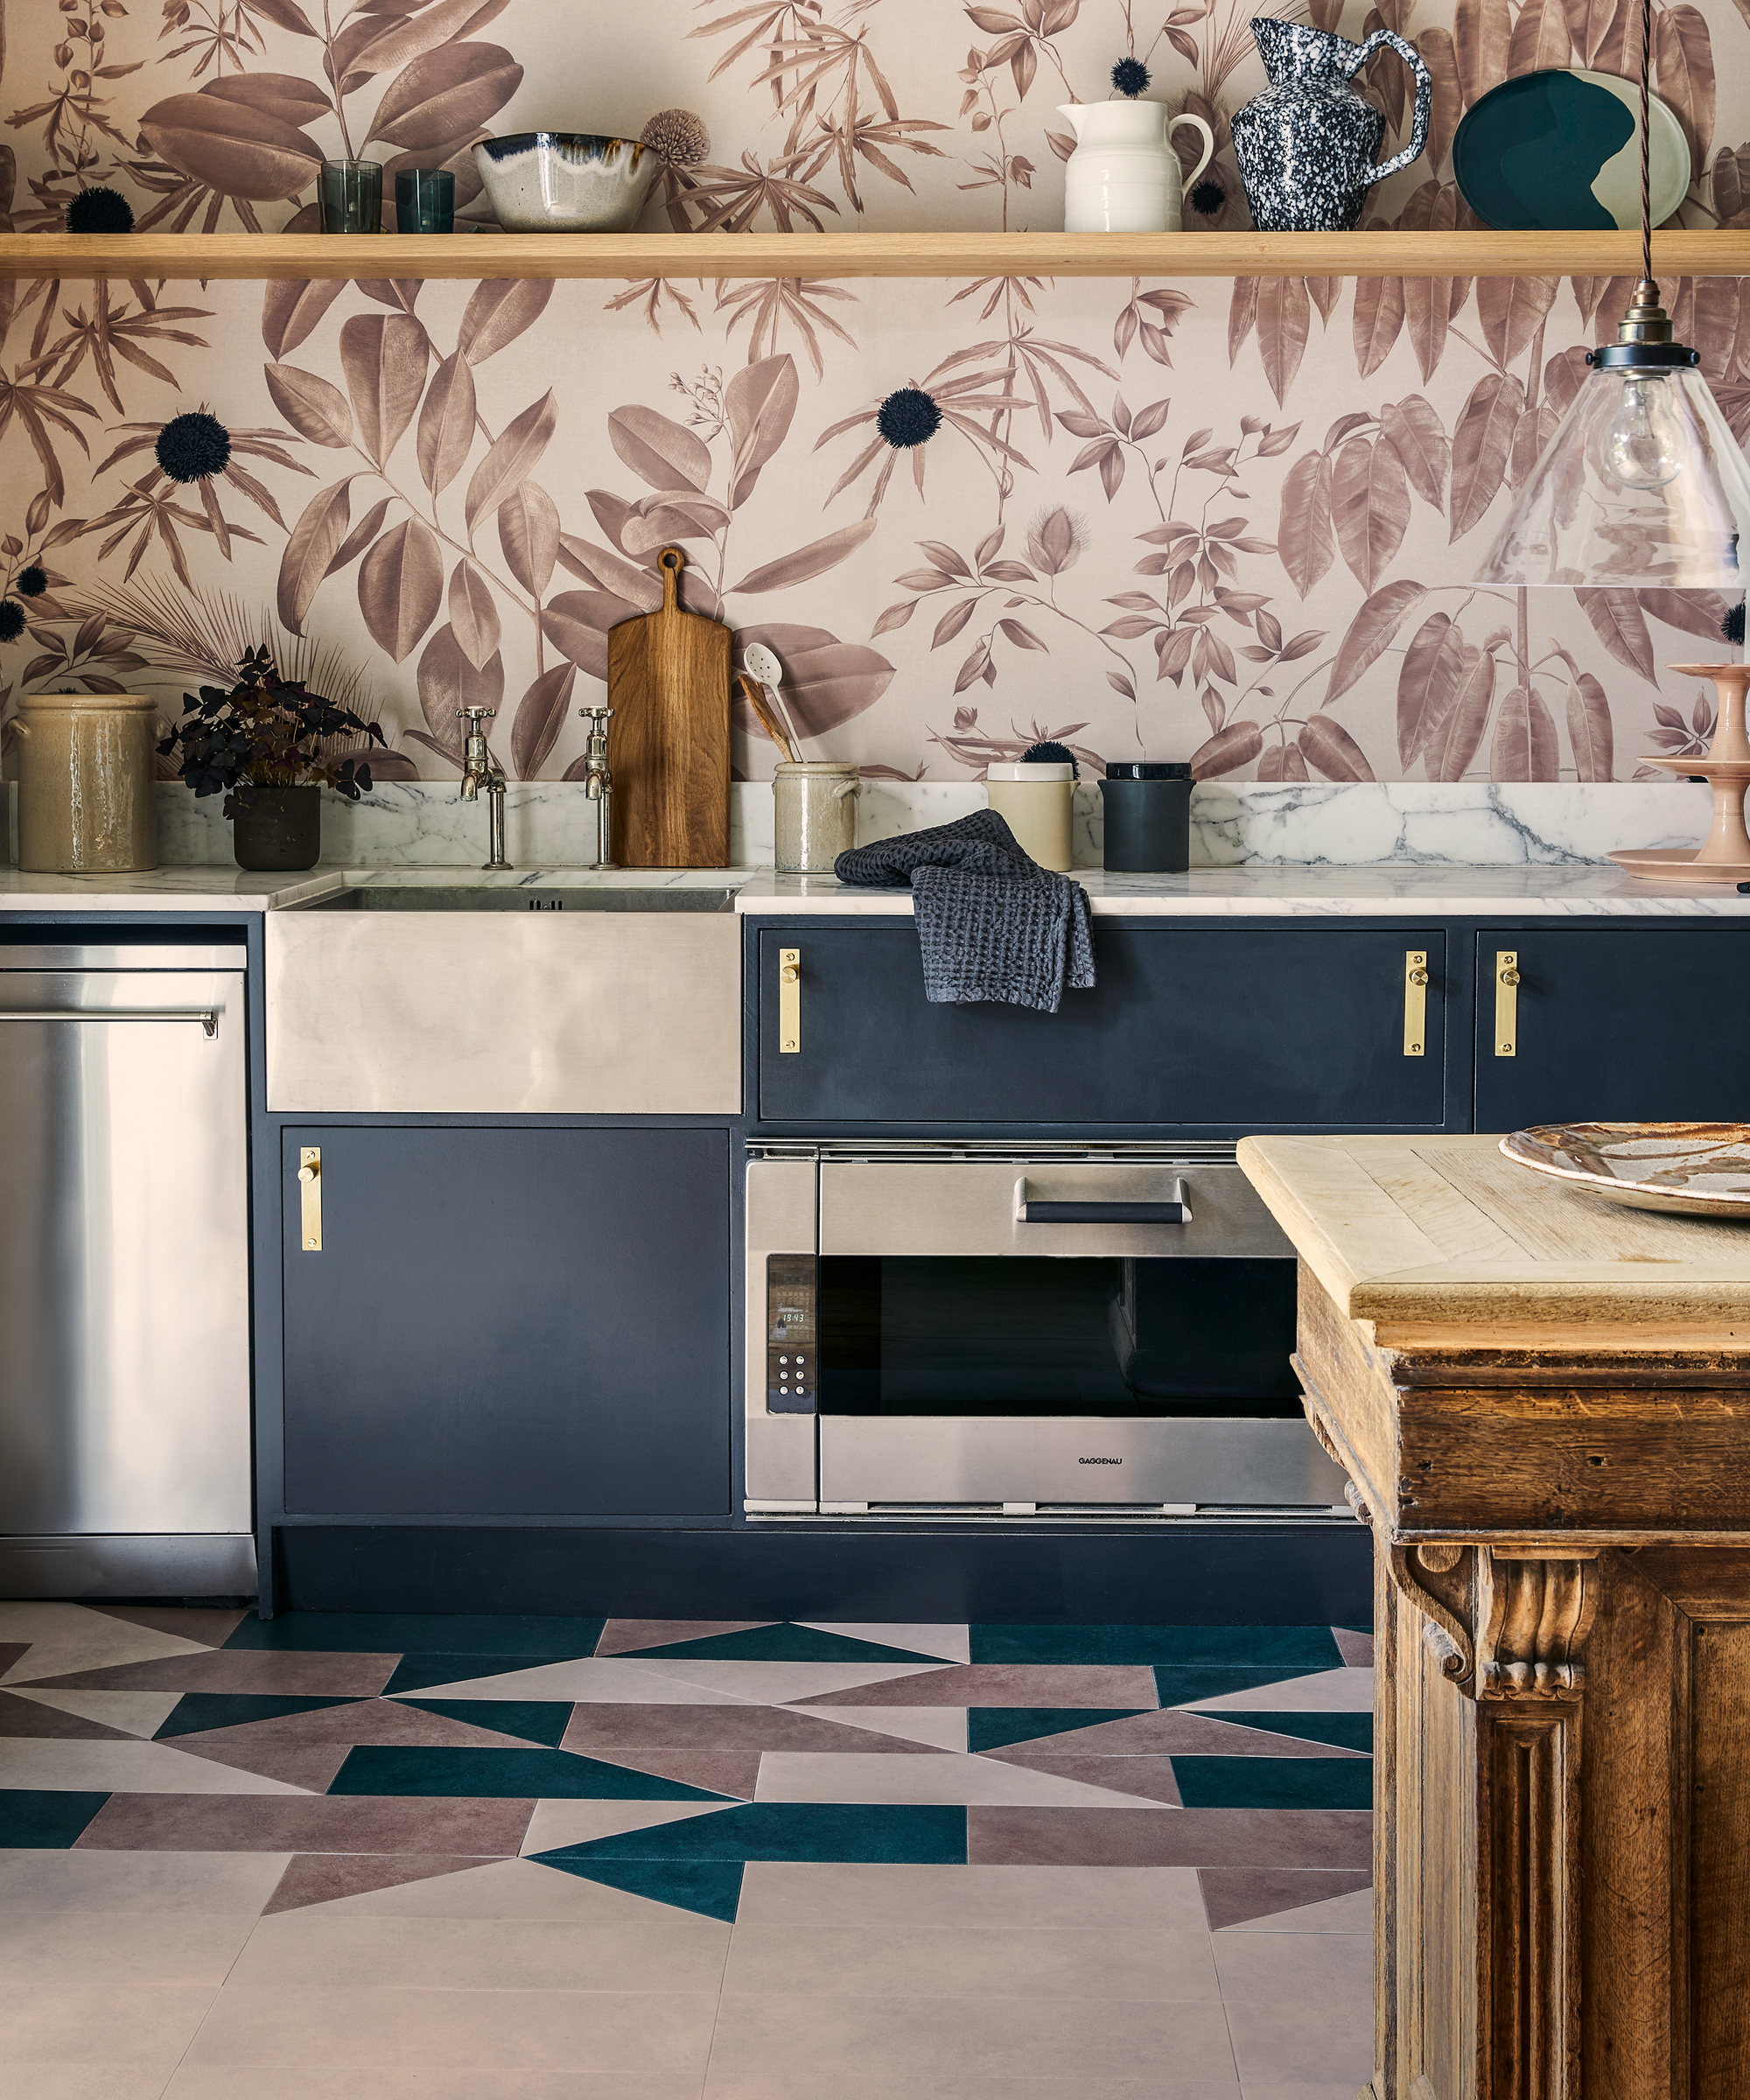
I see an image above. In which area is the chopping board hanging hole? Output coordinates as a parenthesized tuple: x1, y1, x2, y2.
(606, 544, 732, 868)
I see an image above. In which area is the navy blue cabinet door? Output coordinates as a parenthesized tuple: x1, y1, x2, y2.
(1473, 928, 1750, 1130)
(758, 925, 1447, 1128)
(282, 1127, 730, 1516)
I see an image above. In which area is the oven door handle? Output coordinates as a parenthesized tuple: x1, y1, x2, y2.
(1013, 1177, 1190, 1225)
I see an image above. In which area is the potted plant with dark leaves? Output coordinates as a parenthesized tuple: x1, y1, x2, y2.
(158, 646, 385, 872)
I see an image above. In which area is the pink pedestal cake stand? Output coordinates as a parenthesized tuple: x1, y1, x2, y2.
(1611, 662, 1750, 883)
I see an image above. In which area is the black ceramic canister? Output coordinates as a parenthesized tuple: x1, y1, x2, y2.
(1100, 761, 1191, 872)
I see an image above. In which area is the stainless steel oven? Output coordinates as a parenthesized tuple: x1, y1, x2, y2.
(745, 1143, 1348, 1516)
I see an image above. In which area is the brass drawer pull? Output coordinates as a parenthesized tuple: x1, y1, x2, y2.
(779, 948, 801, 1054)
(1495, 952, 1520, 1057)
(298, 1147, 321, 1250)
(1404, 950, 1428, 1057)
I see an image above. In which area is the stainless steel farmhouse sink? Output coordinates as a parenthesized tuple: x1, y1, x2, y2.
(292, 885, 737, 913)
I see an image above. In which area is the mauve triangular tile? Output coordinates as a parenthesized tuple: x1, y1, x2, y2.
(1199, 1865, 1373, 1931)
(594, 1620, 776, 1656)
(264, 1852, 487, 1914)
(91, 1606, 249, 1648)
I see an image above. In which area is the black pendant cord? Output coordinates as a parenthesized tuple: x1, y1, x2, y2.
(1640, 0, 1653, 292)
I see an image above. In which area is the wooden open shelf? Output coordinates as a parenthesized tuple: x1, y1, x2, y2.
(4, 228, 1748, 283)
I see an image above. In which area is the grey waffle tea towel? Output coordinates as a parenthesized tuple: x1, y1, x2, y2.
(833, 809, 1096, 1013)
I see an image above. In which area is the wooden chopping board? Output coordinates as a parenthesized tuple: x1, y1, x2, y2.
(606, 546, 730, 867)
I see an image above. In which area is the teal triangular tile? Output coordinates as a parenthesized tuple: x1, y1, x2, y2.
(154, 1693, 360, 1739)
(1195, 1710, 1372, 1754)
(226, 1614, 605, 1658)
(616, 1623, 946, 1665)
(541, 1857, 745, 1923)
(1172, 1757, 1375, 1811)
(327, 1745, 733, 1801)
(1154, 1662, 1320, 1707)
(382, 1654, 568, 1696)
(974, 1626, 1344, 1670)
(0, 1789, 110, 1847)
(968, 1708, 1147, 1754)
(539, 1801, 965, 1865)
(398, 1698, 573, 1748)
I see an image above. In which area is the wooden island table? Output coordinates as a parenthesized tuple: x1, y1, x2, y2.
(1237, 1133, 1750, 2100)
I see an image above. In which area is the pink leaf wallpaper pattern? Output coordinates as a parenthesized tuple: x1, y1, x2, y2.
(0, 0, 1746, 785)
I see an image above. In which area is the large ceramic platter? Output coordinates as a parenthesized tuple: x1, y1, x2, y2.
(1500, 1123, 1750, 1219)
(1454, 70, 1690, 232)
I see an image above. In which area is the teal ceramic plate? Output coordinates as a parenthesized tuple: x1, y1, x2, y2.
(1453, 69, 1690, 231)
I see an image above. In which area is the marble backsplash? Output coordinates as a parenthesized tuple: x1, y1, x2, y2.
(28, 777, 1708, 872)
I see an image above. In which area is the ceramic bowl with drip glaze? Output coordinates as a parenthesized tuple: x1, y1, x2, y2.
(473, 132, 661, 233)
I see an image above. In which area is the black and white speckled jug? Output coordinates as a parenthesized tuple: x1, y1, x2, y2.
(1229, 18, 1431, 233)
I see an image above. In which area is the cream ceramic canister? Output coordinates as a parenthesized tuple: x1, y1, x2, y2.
(1059, 100, 1215, 234)
(774, 760, 858, 875)
(16, 690, 158, 873)
(985, 760, 1074, 872)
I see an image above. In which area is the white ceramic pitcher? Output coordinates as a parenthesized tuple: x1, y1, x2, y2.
(1059, 100, 1215, 234)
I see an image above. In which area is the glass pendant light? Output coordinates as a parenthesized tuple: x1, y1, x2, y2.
(1474, 0, 1750, 588)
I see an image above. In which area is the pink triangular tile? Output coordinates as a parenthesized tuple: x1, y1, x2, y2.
(983, 1748, 1184, 1804)
(521, 1798, 733, 1854)
(172, 1737, 350, 1792)
(801, 1705, 969, 1752)
(798, 1623, 970, 1664)
(1333, 1627, 1376, 1668)
(594, 1620, 776, 1656)
(265, 1853, 483, 1914)
(91, 1606, 249, 1648)
(582, 1746, 759, 1798)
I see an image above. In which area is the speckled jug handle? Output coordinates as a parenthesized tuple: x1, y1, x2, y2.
(1344, 26, 1432, 186)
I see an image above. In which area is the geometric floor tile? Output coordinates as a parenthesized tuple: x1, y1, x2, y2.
(0, 1690, 135, 1740)
(1333, 1626, 1376, 1668)
(799, 1707, 970, 1752)
(559, 1703, 938, 1760)
(326, 1746, 736, 1802)
(92, 1606, 250, 1648)
(967, 1806, 1374, 1869)
(380, 1653, 603, 1697)
(224, 1614, 606, 1658)
(967, 1708, 1149, 1754)
(262, 1852, 489, 1915)
(0, 1603, 213, 1686)
(5, 1690, 186, 1740)
(383, 1659, 754, 1704)
(154, 1694, 360, 1740)
(1193, 1711, 1371, 1755)
(619, 1662, 948, 1707)
(72, 1792, 536, 1856)
(0, 1739, 306, 1796)
(0, 1788, 111, 1848)
(595, 1620, 777, 1656)
(1182, 1669, 1375, 1713)
(396, 1699, 575, 1747)
(1224, 1885, 1374, 1935)
(169, 1739, 350, 1793)
(796, 1666, 1162, 1710)
(610, 1624, 952, 1665)
(753, 1750, 1171, 1810)
(536, 1802, 968, 1867)
(979, 1748, 1185, 1805)
(801, 1623, 971, 1664)
(1152, 1662, 1329, 1709)
(581, 1747, 762, 1799)
(1008, 1709, 1347, 1759)
(17, 1652, 400, 1698)
(970, 1625, 1347, 1670)
(520, 1799, 737, 1855)
(1170, 1758, 1375, 1811)
(543, 1854, 746, 1923)
(1199, 1866, 1375, 1932)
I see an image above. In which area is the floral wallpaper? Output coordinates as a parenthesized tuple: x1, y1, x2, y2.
(0, 0, 1746, 787)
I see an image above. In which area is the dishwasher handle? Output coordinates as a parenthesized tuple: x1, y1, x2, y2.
(0, 1008, 220, 1039)
(1014, 1176, 1190, 1225)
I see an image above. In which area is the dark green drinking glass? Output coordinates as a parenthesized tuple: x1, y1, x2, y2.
(395, 168, 455, 233)
(318, 159, 382, 234)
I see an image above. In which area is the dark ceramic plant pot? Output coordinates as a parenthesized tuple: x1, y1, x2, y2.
(232, 784, 321, 872)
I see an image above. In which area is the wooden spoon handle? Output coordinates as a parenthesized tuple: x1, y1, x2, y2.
(736, 671, 801, 762)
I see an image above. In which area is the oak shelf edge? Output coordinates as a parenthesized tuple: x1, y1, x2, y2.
(1, 228, 1746, 283)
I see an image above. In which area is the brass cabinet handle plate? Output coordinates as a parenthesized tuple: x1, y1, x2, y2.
(1494, 951, 1519, 1057)
(298, 1147, 321, 1250)
(779, 948, 801, 1054)
(1403, 950, 1428, 1057)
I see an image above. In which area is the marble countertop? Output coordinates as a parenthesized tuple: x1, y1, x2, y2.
(7, 860, 1750, 915)
(734, 864, 1750, 915)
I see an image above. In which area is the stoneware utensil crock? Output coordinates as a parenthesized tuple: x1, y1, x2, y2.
(17, 689, 158, 873)
(774, 760, 858, 875)
(1059, 99, 1215, 233)
(1229, 18, 1432, 233)
(474, 132, 662, 233)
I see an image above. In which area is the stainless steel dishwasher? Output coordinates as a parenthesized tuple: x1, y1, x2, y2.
(0, 942, 254, 1597)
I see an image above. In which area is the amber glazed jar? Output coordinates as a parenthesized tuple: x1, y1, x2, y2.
(16, 690, 158, 872)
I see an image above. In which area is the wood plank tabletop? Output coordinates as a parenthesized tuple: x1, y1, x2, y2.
(1238, 1133, 1750, 1334)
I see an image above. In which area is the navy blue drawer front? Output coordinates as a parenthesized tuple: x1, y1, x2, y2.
(1474, 928, 1750, 1130)
(758, 925, 1447, 1128)
(282, 1125, 731, 1518)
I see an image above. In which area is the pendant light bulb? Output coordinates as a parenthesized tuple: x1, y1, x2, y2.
(1595, 369, 1690, 490)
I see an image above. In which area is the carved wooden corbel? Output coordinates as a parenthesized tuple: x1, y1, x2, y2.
(1383, 1544, 1600, 1704)
(1387, 1540, 1475, 1686)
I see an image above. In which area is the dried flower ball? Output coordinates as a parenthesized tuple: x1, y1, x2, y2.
(1021, 738, 1080, 777)
(1111, 57, 1151, 97)
(0, 601, 24, 642)
(156, 410, 231, 485)
(66, 186, 135, 234)
(640, 108, 710, 168)
(1724, 601, 1746, 648)
(1188, 175, 1228, 218)
(17, 565, 46, 598)
(876, 386, 942, 449)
